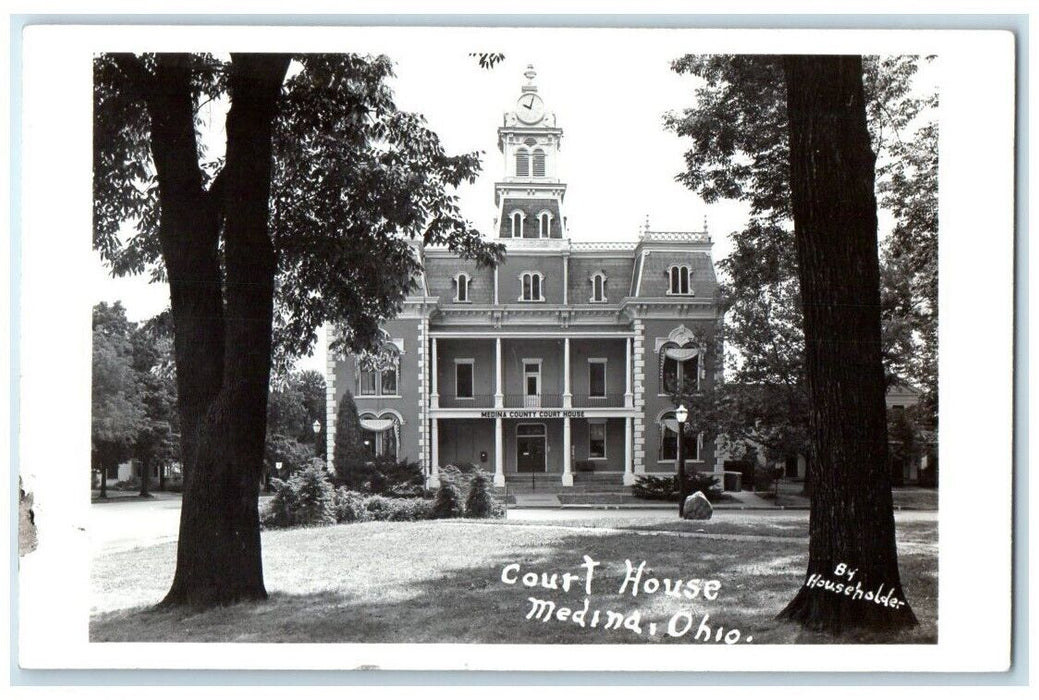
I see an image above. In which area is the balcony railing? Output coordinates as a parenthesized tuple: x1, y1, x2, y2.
(504, 394, 563, 409)
(572, 392, 627, 407)
(437, 393, 496, 408)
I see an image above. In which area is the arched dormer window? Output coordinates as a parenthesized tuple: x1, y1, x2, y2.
(658, 410, 701, 462)
(668, 265, 692, 295)
(519, 271, 544, 302)
(454, 272, 471, 303)
(538, 210, 553, 238)
(509, 210, 525, 238)
(532, 148, 546, 177)
(590, 272, 608, 303)
(515, 148, 530, 177)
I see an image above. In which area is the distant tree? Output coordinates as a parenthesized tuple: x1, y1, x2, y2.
(332, 391, 369, 488)
(130, 312, 180, 496)
(92, 302, 145, 498)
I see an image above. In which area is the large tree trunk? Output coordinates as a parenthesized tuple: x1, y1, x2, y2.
(777, 55, 917, 634)
(124, 53, 289, 607)
(139, 457, 151, 497)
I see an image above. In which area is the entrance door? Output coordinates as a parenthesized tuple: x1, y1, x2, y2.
(516, 423, 547, 472)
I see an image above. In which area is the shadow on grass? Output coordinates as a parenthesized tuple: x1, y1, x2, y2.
(91, 520, 937, 646)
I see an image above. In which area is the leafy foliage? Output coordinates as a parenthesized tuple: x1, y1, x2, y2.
(665, 54, 938, 453)
(94, 53, 503, 363)
(92, 303, 147, 482)
(469, 52, 506, 70)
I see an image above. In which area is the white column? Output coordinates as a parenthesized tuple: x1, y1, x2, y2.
(624, 417, 634, 485)
(625, 337, 633, 407)
(494, 417, 505, 487)
(495, 337, 504, 408)
(430, 337, 439, 408)
(563, 337, 572, 408)
(429, 418, 440, 487)
(562, 417, 573, 486)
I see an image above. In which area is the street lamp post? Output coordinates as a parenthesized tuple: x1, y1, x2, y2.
(675, 404, 689, 517)
(312, 419, 322, 461)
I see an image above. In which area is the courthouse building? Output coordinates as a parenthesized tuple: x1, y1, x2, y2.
(325, 67, 722, 488)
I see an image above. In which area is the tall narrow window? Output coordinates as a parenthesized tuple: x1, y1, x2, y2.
(539, 211, 552, 237)
(358, 344, 400, 396)
(520, 272, 544, 301)
(589, 421, 607, 459)
(455, 360, 474, 399)
(455, 273, 470, 302)
(510, 211, 523, 238)
(588, 360, 607, 398)
(590, 273, 607, 302)
(515, 149, 530, 176)
(668, 265, 692, 294)
(532, 149, 546, 177)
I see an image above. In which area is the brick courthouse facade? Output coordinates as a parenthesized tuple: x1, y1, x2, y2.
(325, 67, 722, 488)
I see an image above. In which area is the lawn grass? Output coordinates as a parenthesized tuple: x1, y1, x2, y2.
(91, 514, 936, 645)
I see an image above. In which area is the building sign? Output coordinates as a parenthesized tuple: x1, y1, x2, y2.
(478, 409, 586, 419)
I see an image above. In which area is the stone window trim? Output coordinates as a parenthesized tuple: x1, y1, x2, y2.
(537, 209, 554, 238)
(453, 272, 472, 303)
(666, 264, 694, 296)
(508, 209, 526, 238)
(589, 271, 608, 303)
(356, 340, 404, 398)
(519, 270, 546, 302)
(657, 342, 702, 397)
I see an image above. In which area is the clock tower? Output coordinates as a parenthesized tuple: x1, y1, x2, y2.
(495, 65, 567, 240)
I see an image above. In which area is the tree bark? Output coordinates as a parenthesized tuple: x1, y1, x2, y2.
(122, 53, 289, 607)
(777, 55, 917, 634)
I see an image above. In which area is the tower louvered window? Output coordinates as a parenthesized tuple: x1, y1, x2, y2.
(515, 149, 530, 176)
(532, 149, 546, 177)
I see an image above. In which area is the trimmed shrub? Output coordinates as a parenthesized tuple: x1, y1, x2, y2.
(262, 461, 336, 528)
(754, 465, 785, 494)
(433, 481, 464, 519)
(632, 473, 726, 503)
(333, 487, 370, 523)
(465, 471, 495, 518)
(371, 457, 426, 497)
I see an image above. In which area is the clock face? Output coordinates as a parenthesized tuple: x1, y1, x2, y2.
(516, 93, 545, 124)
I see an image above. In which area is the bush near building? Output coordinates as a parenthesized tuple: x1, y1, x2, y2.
(631, 473, 726, 503)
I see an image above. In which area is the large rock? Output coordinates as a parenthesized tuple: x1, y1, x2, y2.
(682, 491, 713, 520)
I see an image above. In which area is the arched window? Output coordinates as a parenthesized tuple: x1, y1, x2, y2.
(658, 411, 700, 462)
(454, 273, 471, 302)
(538, 211, 553, 237)
(515, 148, 530, 177)
(359, 412, 400, 460)
(532, 148, 546, 177)
(520, 271, 544, 302)
(358, 343, 401, 396)
(668, 265, 692, 295)
(590, 272, 607, 302)
(659, 343, 700, 394)
(509, 211, 525, 238)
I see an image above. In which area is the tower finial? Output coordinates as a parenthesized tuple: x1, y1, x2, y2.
(522, 64, 538, 93)
(644, 214, 651, 234)
(703, 214, 708, 234)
